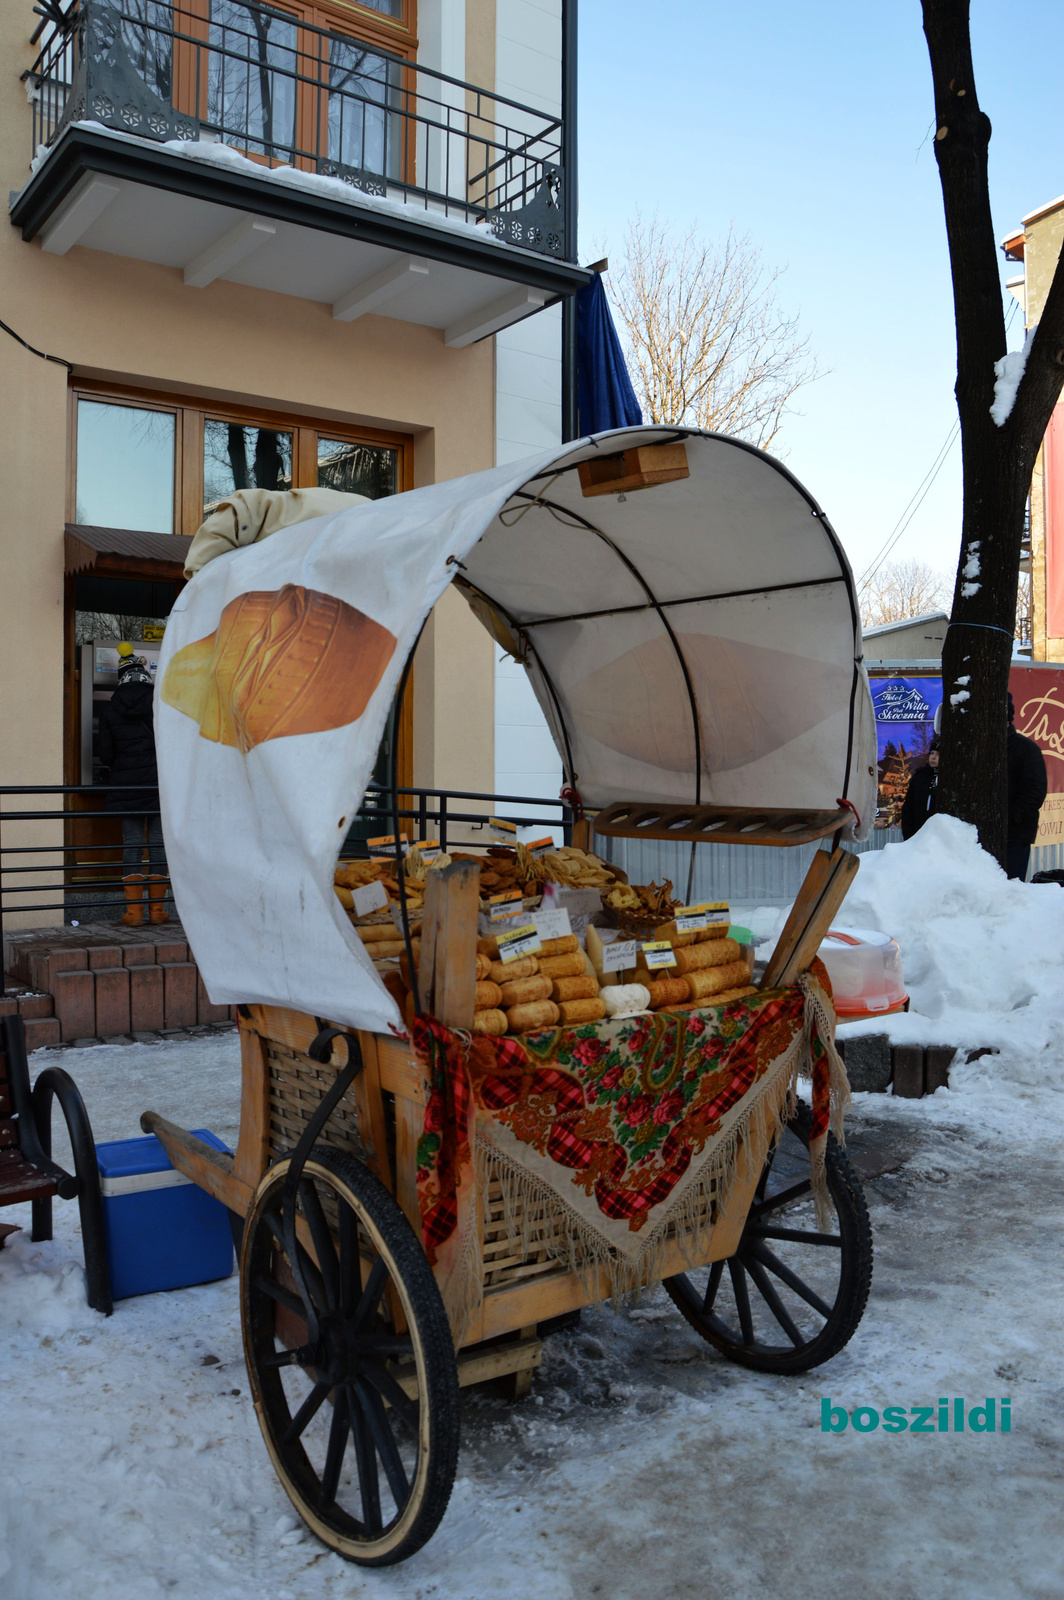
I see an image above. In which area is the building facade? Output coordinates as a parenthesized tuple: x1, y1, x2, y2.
(1, 0, 585, 922)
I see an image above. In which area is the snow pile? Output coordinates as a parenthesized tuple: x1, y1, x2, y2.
(990, 326, 1036, 426)
(752, 813, 1064, 1063)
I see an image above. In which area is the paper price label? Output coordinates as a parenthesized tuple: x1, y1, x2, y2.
(418, 838, 442, 861)
(642, 940, 678, 971)
(602, 938, 638, 973)
(352, 880, 389, 917)
(367, 833, 409, 856)
(675, 901, 729, 933)
(497, 924, 542, 963)
(488, 817, 518, 845)
(533, 907, 571, 943)
(489, 891, 525, 923)
(526, 835, 555, 859)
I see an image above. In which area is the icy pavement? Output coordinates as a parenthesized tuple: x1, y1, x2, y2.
(3, 819, 1064, 1600)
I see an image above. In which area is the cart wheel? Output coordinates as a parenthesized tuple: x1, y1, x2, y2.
(241, 1146, 460, 1566)
(663, 1102, 873, 1374)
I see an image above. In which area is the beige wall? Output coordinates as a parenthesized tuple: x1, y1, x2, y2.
(0, 1, 498, 806)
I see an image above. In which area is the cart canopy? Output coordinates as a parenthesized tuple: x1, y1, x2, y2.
(156, 426, 875, 1033)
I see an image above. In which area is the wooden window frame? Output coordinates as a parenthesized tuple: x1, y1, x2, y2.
(173, 0, 418, 177)
(66, 380, 414, 787)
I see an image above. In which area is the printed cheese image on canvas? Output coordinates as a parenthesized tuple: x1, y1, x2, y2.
(161, 584, 396, 752)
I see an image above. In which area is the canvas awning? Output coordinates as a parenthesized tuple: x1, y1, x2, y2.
(156, 426, 875, 1033)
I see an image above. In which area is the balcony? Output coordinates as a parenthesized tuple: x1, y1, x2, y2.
(13, 0, 587, 343)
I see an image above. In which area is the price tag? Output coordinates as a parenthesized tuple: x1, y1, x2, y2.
(367, 833, 409, 857)
(675, 901, 729, 934)
(526, 835, 555, 859)
(533, 907, 571, 943)
(489, 817, 518, 845)
(352, 880, 388, 917)
(489, 891, 525, 923)
(641, 940, 678, 971)
(497, 924, 542, 963)
(418, 838, 442, 862)
(602, 938, 638, 973)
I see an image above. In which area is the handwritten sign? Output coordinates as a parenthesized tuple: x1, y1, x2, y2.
(352, 880, 388, 917)
(489, 891, 525, 923)
(602, 938, 637, 973)
(641, 940, 677, 971)
(497, 924, 542, 962)
(367, 833, 409, 857)
(533, 907, 571, 943)
(489, 817, 517, 845)
(525, 835, 555, 859)
(675, 901, 729, 933)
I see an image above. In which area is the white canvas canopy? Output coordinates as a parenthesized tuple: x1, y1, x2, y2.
(155, 426, 875, 1034)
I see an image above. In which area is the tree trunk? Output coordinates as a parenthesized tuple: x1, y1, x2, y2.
(922, 0, 1064, 866)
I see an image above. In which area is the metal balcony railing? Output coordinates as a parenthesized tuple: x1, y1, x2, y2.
(25, 0, 568, 259)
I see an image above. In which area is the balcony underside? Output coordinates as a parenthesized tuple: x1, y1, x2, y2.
(10, 126, 589, 344)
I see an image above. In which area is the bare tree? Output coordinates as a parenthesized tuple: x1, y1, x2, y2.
(607, 215, 820, 451)
(922, 0, 1064, 865)
(859, 559, 952, 628)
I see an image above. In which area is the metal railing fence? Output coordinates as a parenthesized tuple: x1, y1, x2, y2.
(25, 0, 568, 258)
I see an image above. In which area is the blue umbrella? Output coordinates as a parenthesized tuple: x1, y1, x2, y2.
(575, 273, 643, 435)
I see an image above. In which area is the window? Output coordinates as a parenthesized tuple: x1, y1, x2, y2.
(204, 420, 294, 507)
(317, 436, 397, 497)
(75, 400, 176, 533)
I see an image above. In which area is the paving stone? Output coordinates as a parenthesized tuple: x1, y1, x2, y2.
(23, 1017, 61, 1051)
(132, 1030, 163, 1044)
(101, 1034, 133, 1046)
(155, 940, 188, 966)
(17, 992, 54, 1020)
(123, 945, 155, 967)
(30, 948, 88, 996)
(130, 967, 164, 1034)
(0, 998, 17, 1018)
(196, 972, 229, 1026)
(925, 1046, 956, 1093)
(162, 962, 197, 1030)
(52, 969, 96, 1043)
(892, 1044, 925, 1099)
(842, 1033, 893, 1093)
(71, 1037, 102, 1049)
(94, 968, 131, 1038)
(87, 946, 123, 972)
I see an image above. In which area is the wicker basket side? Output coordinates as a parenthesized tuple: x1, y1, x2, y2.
(266, 1039, 366, 1164)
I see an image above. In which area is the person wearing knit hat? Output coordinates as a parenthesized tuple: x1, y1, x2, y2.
(98, 643, 169, 926)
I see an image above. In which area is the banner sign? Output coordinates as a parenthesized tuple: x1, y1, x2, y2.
(870, 677, 943, 829)
(869, 665, 1064, 846)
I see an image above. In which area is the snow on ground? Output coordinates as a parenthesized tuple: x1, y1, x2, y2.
(4, 819, 1064, 1600)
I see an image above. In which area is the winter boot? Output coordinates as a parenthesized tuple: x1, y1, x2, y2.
(121, 874, 145, 927)
(147, 876, 170, 925)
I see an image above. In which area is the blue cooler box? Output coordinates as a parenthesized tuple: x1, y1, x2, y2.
(97, 1130, 235, 1300)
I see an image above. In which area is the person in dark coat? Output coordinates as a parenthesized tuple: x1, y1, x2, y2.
(97, 644, 168, 926)
(1006, 691, 1048, 881)
(900, 737, 940, 840)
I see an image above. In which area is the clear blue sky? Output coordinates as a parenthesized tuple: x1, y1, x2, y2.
(577, 0, 1064, 588)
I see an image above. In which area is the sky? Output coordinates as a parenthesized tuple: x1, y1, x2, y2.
(576, 0, 1064, 591)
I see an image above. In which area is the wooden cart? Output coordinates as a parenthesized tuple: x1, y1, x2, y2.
(142, 822, 870, 1568)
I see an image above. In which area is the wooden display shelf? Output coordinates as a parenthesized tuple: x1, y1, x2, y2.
(592, 801, 852, 848)
(577, 441, 689, 497)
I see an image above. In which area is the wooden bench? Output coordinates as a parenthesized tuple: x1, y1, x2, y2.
(0, 1014, 112, 1314)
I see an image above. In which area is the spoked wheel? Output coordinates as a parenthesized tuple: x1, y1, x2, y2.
(241, 1145, 460, 1566)
(664, 1102, 873, 1373)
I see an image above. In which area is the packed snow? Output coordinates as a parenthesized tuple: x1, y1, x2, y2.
(990, 328, 1036, 426)
(3, 816, 1064, 1600)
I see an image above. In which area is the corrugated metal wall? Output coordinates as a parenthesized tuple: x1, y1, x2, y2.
(597, 828, 1060, 901)
(596, 827, 900, 906)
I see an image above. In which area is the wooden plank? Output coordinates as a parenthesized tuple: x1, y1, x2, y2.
(140, 1111, 253, 1215)
(393, 1094, 423, 1237)
(421, 858, 480, 1028)
(593, 800, 850, 848)
(578, 442, 690, 497)
(349, 1032, 393, 1190)
(233, 1023, 271, 1192)
(394, 1334, 542, 1399)
(759, 847, 860, 992)
(239, 1004, 350, 1066)
(374, 1033, 428, 1106)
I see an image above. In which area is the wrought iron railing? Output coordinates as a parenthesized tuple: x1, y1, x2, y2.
(0, 781, 574, 991)
(24, 0, 567, 258)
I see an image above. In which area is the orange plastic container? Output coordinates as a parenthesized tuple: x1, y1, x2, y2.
(817, 927, 907, 1020)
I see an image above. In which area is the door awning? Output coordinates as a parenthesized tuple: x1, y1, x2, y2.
(65, 524, 194, 575)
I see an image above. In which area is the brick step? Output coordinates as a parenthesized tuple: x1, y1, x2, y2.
(0, 985, 60, 1050)
(52, 963, 234, 1041)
